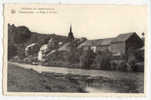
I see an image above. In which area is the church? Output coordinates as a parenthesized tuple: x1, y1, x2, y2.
(67, 25, 74, 41)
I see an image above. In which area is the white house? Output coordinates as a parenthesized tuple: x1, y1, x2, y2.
(38, 44, 48, 61)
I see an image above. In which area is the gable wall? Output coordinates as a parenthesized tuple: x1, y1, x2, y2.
(96, 45, 110, 52)
(110, 42, 126, 54)
(126, 34, 143, 50)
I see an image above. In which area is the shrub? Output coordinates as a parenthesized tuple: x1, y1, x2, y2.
(8, 44, 17, 60)
(127, 54, 137, 71)
(13, 26, 31, 44)
(94, 50, 111, 70)
(67, 48, 82, 65)
(110, 60, 127, 71)
(79, 47, 95, 69)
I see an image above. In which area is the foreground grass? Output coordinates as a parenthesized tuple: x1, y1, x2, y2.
(7, 63, 144, 93)
(7, 63, 85, 92)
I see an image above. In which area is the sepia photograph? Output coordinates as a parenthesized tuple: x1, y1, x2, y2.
(3, 4, 147, 96)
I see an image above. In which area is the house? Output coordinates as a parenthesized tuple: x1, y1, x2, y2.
(110, 32, 143, 55)
(78, 38, 114, 53)
(94, 38, 114, 52)
(25, 43, 40, 56)
(58, 42, 71, 52)
(78, 32, 143, 56)
(49, 34, 68, 45)
(78, 40, 95, 52)
(38, 44, 48, 61)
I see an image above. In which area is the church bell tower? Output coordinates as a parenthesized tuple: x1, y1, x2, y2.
(68, 25, 74, 41)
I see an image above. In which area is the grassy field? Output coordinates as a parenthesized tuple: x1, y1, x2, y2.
(7, 63, 144, 93)
(7, 63, 85, 92)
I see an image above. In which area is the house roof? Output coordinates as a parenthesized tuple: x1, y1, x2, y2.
(58, 42, 71, 52)
(46, 50, 57, 57)
(40, 44, 48, 51)
(78, 32, 140, 47)
(95, 38, 114, 46)
(25, 43, 37, 50)
(49, 34, 67, 43)
(78, 38, 114, 47)
(78, 40, 94, 48)
(112, 32, 136, 43)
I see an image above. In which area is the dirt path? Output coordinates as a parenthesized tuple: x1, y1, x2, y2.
(8, 62, 144, 81)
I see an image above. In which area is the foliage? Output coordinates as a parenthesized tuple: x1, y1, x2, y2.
(16, 44, 26, 59)
(80, 47, 95, 69)
(13, 26, 31, 44)
(48, 38, 59, 51)
(94, 50, 112, 70)
(67, 48, 82, 64)
(8, 24, 51, 60)
(8, 43, 17, 60)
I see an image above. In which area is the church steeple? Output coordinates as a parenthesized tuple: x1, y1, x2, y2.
(70, 25, 72, 33)
(68, 24, 74, 41)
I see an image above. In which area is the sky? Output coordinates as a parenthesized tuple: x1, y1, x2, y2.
(5, 4, 147, 39)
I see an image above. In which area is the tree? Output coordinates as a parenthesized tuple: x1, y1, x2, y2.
(80, 46, 95, 69)
(48, 38, 58, 51)
(67, 48, 82, 64)
(94, 50, 112, 70)
(8, 43, 17, 60)
(16, 44, 26, 59)
(14, 26, 31, 44)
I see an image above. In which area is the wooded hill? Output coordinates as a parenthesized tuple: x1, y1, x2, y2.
(8, 24, 67, 59)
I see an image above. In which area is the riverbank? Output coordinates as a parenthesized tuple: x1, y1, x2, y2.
(7, 62, 144, 93)
(7, 63, 86, 92)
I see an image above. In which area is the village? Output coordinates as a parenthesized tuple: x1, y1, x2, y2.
(7, 23, 145, 93)
(8, 24, 144, 72)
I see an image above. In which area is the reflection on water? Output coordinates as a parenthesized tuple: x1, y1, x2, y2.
(86, 87, 114, 93)
(84, 79, 118, 93)
(75, 77, 143, 93)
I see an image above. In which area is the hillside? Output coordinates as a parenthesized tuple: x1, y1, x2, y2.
(8, 24, 67, 59)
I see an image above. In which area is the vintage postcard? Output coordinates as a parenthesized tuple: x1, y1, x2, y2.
(3, 4, 147, 96)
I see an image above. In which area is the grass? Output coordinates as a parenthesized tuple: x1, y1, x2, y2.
(7, 63, 144, 93)
(7, 63, 85, 92)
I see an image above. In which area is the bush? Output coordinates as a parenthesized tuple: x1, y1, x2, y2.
(94, 50, 111, 70)
(8, 44, 17, 60)
(13, 26, 31, 44)
(135, 62, 144, 72)
(110, 60, 127, 71)
(67, 48, 82, 65)
(79, 47, 95, 69)
(16, 44, 26, 59)
(127, 54, 137, 71)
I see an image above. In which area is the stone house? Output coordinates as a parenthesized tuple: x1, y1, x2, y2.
(78, 32, 143, 56)
(110, 32, 143, 55)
